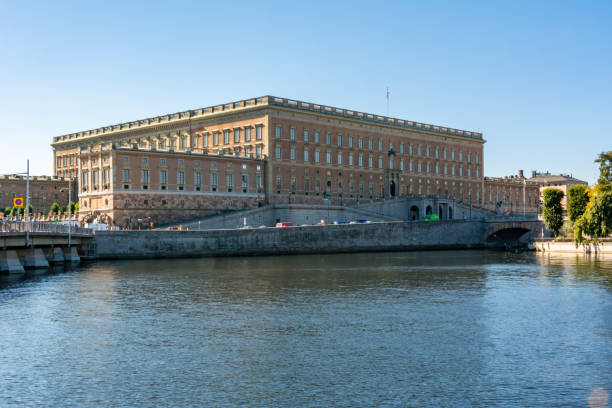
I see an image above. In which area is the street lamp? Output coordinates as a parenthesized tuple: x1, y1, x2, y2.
(3, 160, 31, 245)
(60, 179, 72, 247)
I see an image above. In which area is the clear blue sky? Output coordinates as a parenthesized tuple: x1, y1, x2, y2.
(1, 1, 610, 184)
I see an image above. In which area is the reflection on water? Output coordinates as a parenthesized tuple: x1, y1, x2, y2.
(1, 250, 611, 407)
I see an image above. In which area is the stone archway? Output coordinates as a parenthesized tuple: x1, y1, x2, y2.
(410, 205, 419, 220)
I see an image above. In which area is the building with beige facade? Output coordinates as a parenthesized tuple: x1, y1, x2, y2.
(51, 95, 498, 227)
(529, 171, 588, 215)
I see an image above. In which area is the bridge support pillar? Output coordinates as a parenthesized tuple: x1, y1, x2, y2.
(51, 247, 65, 264)
(64, 247, 80, 263)
(24, 248, 49, 269)
(0, 250, 25, 274)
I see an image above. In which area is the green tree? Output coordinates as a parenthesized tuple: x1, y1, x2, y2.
(574, 190, 612, 245)
(595, 151, 612, 186)
(542, 188, 564, 236)
(567, 185, 589, 223)
(69, 201, 77, 214)
(59, 205, 67, 215)
(50, 202, 60, 214)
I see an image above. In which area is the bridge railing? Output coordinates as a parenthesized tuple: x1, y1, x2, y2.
(0, 220, 94, 236)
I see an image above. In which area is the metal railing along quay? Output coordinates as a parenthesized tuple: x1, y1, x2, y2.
(0, 220, 93, 236)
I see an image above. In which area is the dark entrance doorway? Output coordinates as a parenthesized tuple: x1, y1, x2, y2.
(426, 205, 433, 216)
(410, 206, 419, 220)
(390, 181, 396, 197)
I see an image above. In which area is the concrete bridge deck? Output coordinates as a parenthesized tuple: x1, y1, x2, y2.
(0, 221, 93, 273)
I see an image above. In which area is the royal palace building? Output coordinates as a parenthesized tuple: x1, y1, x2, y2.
(50, 95, 538, 227)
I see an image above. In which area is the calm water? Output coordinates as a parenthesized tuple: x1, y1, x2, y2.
(1, 250, 611, 407)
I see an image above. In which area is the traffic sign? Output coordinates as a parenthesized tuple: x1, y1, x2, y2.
(13, 197, 24, 207)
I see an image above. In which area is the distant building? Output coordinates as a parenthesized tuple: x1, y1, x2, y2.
(529, 171, 588, 214)
(483, 170, 540, 215)
(51, 95, 487, 227)
(0, 175, 75, 213)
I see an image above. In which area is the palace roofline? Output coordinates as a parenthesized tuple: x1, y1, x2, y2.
(52, 96, 483, 146)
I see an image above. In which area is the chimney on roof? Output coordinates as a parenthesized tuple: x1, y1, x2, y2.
(518, 169, 524, 179)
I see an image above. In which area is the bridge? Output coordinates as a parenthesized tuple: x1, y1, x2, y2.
(0, 221, 93, 273)
(483, 218, 543, 246)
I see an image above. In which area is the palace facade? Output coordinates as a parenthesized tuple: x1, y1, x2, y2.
(51, 95, 536, 226)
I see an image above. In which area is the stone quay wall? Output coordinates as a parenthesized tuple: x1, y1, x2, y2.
(533, 238, 612, 254)
(91, 220, 486, 259)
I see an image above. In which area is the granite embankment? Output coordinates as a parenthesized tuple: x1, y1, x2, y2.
(91, 220, 488, 259)
(533, 238, 612, 254)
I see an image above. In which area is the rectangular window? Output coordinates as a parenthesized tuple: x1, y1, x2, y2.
(203, 134, 208, 147)
(92, 170, 99, 186)
(223, 130, 229, 144)
(326, 133, 332, 145)
(256, 175, 262, 188)
(426, 147, 430, 157)
(326, 151, 332, 164)
(337, 135, 342, 146)
(400, 143, 404, 154)
(304, 149, 309, 162)
(57, 157, 61, 168)
(275, 126, 281, 139)
(337, 153, 342, 165)
(122, 169, 129, 183)
(468, 167, 472, 177)
(435, 147, 439, 158)
(315, 151, 320, 163)
(426, 163, 431, 173)
(358, 155, 363, 167)
(418, 162, 422, 173)
(256, 144, 262, 158)
(348, 136, 353, 148)
(275, 146, 281, 159)
(194, 172, 202, 185)
(290, 148, 296, 160)
(409, 144, 413, 155)
(290, 128, 295, 141)
(178, 159, 184, 167)
(193, 135, 198, 148)
(180, 136, 186, 150)
(315, 131, 320, 143)
(476, 153, 480, 164)
(234, 129, 240, 143)
(141, 169, 149, 183)
(368, 157, 373, 168)
(444, 148, 447, 160)
(459, 151, 463, 161)
(436, 163, 439, 174)
(348, 154, 353, 166)
(160, 170, 168, 184)
(378, 140, 383, 151)
(459, 167, 463, 177)
(213, 132, 219, 145)
(63, 156, 67, 166)
(389, 159, 394, 169)
(245, 127, 251, 142)
(304, 129, 309, 142)
(241, 174, 248, 188)
(210, 173, 218, 187)
(379, 157, 383, 169)
(103, 168, 109, 184)
(245, 146, 251, 157)
(359, 137, 363, 149)
(177, 171, 185, 185)
(418, 145, 422, 156)
(142, 157, 148, 165)
(467, 152, 471, 163)
(410, 160, 413, 172)
(369, 139, 373, 150)
(226, 174, 233, 188)
(256, 126, 262, 140)
(476, 168, 480, 177)
(400, 160, 404, 171)
(452, 151, 456, 160)
(82, 171, 88, 186)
